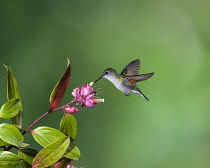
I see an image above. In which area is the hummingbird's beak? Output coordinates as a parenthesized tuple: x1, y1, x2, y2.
(94, 75, 103, 83)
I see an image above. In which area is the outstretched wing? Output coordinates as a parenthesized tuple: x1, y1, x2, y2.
(121, 59, 140, 76)
(123, 72, 154, 86)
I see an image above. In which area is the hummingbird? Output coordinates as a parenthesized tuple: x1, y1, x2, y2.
(94, 59, 154, 101)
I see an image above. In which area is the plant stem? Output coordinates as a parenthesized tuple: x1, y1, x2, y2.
(22, 109, 51, 135)
(22, 103, 73, 135)
(6, 145, 18, 151)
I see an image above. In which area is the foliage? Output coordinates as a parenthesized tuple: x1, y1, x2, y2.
(0, 59, 103, 167)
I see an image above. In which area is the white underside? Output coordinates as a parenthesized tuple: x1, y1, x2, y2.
(104, 76, 124, 92)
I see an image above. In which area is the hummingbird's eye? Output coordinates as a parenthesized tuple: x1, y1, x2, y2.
(105, 71, 109, 75)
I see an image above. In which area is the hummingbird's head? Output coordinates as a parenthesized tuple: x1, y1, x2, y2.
(102, 68, 116, 78)
(94, 68, 116, 83)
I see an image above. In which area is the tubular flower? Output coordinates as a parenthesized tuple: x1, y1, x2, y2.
(63, 105, 79, 113)
(72, 82, 104, 108)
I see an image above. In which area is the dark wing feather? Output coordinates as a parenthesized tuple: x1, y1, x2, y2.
(125, 72, 154, 85)
(121, 59, 140, 76)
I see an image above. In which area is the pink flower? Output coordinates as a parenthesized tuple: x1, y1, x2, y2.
(72, 82, 104, 108)
(63, 105, 79, 113)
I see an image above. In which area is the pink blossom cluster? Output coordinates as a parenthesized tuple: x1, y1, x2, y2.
(72, 82, 104, 108)
(63, 82, 104, 113)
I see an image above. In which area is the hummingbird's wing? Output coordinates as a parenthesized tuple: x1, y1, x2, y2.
(124, 72, 154, 85)
(121, 59, 140, 76)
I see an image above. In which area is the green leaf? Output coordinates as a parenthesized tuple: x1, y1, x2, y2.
(4, 65, 20, 101)
(0, 123, 28, 147)
(49, 59, 71, 109)
(18, 147, 38, 165)
(0, 98, 20, 118)
(4, 65, 23, 129)
(0, 151, 22, 168)
(0, 138, 7, 147)
(32, 126, 67, 147)
(60, 113, 77, 141)
(64, 143, 81, 160)
(32, 136, 70, 168)
(54, 157, 73, 168)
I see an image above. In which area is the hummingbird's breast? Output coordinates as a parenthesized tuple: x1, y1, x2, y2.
(105, 76, 133, 94)
(108, 77, 123, 88)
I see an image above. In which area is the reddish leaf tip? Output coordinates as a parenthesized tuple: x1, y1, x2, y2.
(49, 59, 71, 109)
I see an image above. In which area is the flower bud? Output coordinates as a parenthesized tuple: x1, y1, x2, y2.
(63, 105, 79, 113)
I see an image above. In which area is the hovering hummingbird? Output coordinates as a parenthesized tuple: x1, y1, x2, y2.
(94, 59, 154, 101)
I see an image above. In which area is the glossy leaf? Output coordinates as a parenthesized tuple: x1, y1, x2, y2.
(0, 123, 27, 147)
(32, 126, 67, 147)
(0, 138, 7, 147)
(50, 59, 71, 109)
(65, 143, 81, 160)
(4, 65, 20, 101)
(18, 147, 38, 165)
(0, 98, 20, 118)
(32, 136, 70, 168)
(54, 157, 73, 168)
(60, 113, 77, 141)
(4, 65, 23, 129)
(0, 151, 22, 168)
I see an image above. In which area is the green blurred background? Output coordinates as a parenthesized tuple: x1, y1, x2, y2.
(1, 1, 210, 167)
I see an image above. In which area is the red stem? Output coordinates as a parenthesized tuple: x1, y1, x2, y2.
(22, 106, 64, 135)
(22, 110, 51, 135)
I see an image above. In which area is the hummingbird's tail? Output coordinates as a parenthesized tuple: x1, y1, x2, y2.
(136, 88, 149, 101)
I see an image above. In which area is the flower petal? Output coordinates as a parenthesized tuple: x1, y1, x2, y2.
(82, 88, 89, 96)
(84, 100, 95, 108)
(72, 88, 80, 98)
(81, 84, 94, 96)
(86, 93, 95, 99)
